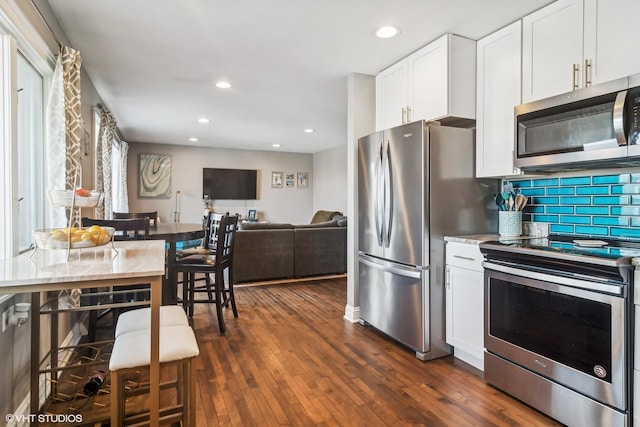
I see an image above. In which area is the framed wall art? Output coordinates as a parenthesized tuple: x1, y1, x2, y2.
(285, 173, 295, 187)
(139, 153, 172, 197)
(271, 171, 284, 188)
(297, 172, 309, 189)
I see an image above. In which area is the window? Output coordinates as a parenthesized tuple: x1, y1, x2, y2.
(0, 2, 55, 259)
(16, 52, 45, 252)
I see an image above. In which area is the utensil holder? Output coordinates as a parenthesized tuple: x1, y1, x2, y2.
(499, 211, 522, 237)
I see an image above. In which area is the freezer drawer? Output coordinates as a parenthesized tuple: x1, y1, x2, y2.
(359, 254, 425, 352)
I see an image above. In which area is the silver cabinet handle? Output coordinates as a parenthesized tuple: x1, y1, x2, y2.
(453, 255, 476, 262)
(572, 63, 579, 90)
(445, 266, 450, 289)
(584, 59, 591, 87)
(401, 107, 406, 124)
(407, 106, 412, 123)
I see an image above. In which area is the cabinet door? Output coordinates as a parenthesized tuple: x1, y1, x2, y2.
(522, 0, 584, 102)
(375, 60, 407, 131)
(584, 0, 640, 85)
(408, 35, 448, 123)
(476, 21, 522, 178)
(445, 265, 484, 368)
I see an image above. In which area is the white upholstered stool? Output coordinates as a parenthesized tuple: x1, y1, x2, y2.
(114, 305, 189, 337)
(109, 325, 199, 426)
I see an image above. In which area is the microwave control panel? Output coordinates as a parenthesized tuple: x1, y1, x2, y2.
(628, 87, 640, 145)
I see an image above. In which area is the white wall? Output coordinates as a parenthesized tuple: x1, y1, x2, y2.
(313, 145, 347, 215)
(127, 142, 319, 224)
(344, 73, 375, 322)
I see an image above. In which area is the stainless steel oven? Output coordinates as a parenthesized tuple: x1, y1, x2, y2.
(480, 238, 635, 427)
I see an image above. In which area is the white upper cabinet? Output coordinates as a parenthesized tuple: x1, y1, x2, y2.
(375, 60, 408, 132)
(476, 21, 522, 178)
(523, 0, 640, 103)
(583, 0, 640, 86)
(522, 0, 584, 103)
(376, 34, 476, 131)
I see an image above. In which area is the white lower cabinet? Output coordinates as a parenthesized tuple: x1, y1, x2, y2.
(445, 241, 484, 370)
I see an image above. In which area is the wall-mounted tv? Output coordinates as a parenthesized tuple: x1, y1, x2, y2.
(203, 168, 258, 200)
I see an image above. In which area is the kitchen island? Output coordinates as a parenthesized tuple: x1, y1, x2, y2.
(0, 240, 165, 426)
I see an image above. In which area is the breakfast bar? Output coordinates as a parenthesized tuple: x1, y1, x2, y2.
(0, 240, 166, 426)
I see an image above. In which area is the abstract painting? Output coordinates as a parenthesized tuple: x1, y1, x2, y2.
(139, 153, 171, 197)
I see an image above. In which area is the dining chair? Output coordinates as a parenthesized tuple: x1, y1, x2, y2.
(175, 212, 239, 333)
(176, 211, 220, 258)
(83, 217, 150, 239)
(80, 217, 151, 341)
(113, 211, 158, 229)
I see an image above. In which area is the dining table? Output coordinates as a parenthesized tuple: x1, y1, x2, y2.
(148, 222, 205, 305)
(0, 240, 166, 426)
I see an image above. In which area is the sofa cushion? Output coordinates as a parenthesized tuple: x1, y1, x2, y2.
(333, 215, 347, 227)
(238, 222, 294, 230)
(294, 220, 339, 229)
(310, 210, 342, 224)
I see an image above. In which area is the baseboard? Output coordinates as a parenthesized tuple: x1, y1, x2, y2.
(8, 316, 87, 427)
(343, 304, 360, 323)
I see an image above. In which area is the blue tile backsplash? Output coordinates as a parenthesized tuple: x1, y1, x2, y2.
(510, 173, 640, 240)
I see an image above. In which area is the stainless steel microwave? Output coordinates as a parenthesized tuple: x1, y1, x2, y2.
(514, 74, 640, 171)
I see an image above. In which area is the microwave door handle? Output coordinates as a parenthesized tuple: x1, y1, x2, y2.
(613, 90, 628, 146)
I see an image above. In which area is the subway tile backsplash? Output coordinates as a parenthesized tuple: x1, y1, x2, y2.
(511, 173, 640, 240)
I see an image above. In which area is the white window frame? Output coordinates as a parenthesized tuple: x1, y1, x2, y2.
(0, 1, 55, 259)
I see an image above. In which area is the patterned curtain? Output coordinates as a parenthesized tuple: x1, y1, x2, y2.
(95, 108, 116, 219)
(119, 141, 130, 212)
(61, 46, 84, 227)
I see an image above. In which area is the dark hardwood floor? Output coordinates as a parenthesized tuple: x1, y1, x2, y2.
(190, 277, 561, 426)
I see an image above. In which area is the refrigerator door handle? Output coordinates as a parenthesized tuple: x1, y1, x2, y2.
(359, 254, 422, 279)
(374, 142, 384, 246)
(382, 141, 392, 247)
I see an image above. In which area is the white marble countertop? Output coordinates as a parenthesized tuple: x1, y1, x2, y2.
(0, 240, 166, 292)
(2, 239, 167, 425)
(444, 234, 536, 245)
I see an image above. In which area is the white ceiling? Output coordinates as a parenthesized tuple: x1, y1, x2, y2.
(45, 0, 553, 154)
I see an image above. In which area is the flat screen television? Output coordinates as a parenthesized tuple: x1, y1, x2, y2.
(202, 168, 258, 200)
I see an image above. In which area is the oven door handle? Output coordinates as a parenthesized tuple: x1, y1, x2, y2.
(482, 261, 624, 295)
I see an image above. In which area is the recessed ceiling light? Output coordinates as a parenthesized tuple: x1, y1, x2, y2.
(198, 118, 210, 123)
(189, 137, 198, 142)
(215, 81, 231, 89)
(304, 128, 315, 133)
(376, 26, 399, 39)
(272, 144, 281, 148)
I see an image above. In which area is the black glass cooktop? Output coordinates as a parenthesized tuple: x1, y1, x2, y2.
(481, 235, 640, 262)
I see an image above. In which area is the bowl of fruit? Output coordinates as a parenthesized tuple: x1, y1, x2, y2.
(48, 188, 104, 208)
(33, 226, 115, 249)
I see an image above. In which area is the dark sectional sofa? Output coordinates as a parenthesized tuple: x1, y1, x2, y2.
(232, 218, 347, 283)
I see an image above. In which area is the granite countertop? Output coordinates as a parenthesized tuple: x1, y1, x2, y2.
(444, 234, 535, 245)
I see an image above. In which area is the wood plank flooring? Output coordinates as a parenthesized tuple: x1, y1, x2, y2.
(190, 277, 561, 426)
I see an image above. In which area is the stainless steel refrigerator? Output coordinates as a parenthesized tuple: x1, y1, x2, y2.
(358, 121, 497, 360)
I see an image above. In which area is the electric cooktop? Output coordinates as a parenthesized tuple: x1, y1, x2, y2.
(480, 234, 640, 265)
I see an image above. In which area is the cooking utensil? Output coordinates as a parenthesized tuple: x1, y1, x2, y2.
(515, 194, 525, 211)
(495, 193, 505, 211)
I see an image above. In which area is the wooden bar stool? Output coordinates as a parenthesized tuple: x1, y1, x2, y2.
(109, 325, 199, 426)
